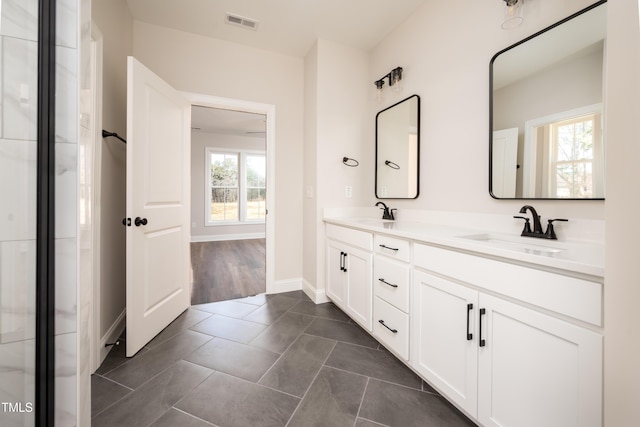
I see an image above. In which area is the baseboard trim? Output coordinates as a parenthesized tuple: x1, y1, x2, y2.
(302, 279, 329, 304)
(190, 232, 266, 243)
(273, 278, 303, 294)
(98, 309, 126, 367)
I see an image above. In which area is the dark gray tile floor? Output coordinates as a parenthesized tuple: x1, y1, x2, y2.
(91, 290, 476, 427)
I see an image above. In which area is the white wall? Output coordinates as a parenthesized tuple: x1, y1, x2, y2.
(603, 1, 640, 425)
(303, 42, 319, 295)
(133, 21, 304, 282)
(368, 0, 604, 220)
(303, 39, 370, 298)
(91, 0, 131, 349)
(190, 131, 265, 240)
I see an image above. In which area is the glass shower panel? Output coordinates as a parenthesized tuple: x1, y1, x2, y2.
(0, 0, 39, 425)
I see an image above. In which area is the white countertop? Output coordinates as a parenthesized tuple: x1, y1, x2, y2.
(323, 215, 604, 279)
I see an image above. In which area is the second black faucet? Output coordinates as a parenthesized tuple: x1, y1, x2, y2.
(375, 202, 396, 220)
(514, 205, 568, 240)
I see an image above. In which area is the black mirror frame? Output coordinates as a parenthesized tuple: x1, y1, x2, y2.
(489, 0, 607, 200)
(375, 94, 421, 200)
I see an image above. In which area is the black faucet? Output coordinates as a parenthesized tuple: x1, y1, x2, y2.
(375, 202, 396, 220)
(514, 205, 568, 240)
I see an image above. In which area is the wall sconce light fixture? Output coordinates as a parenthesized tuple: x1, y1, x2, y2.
(374, 67, 403, 101)
(502, 0, 524, 30)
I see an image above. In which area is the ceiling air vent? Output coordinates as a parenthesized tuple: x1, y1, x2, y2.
(225, 13, 259, 31)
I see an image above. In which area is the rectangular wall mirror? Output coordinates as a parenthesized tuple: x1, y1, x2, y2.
(376, 94, 420, 199)
(490, 0, 607, 199)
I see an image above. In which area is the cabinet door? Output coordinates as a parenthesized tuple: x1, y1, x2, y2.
(478, 293, 602, 427)
(326, 241, 346, 306)
(412, 271, 478, 417)
(345, 246, 373, 331)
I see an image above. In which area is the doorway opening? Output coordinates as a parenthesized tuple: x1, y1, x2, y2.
(183, 93, 276, 305)
(190, 106, 267, 304)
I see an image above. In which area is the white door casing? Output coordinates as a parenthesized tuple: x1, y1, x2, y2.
(182, 92, 276, 295)
(126, 57, 191, 357)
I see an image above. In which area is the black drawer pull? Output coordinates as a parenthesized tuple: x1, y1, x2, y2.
(378, 278, 398, 288)
(479, 308, 486, 347)
(339, 252, 348, 272)
(379, 244, 399, 252)
(466, 303, 473, 341)
(378, 319, 398, 334)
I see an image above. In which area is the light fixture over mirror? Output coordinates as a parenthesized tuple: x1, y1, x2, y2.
(490, 0, 606, 200)
(502, 0, 524, 30)
(374, 67, 403, 102)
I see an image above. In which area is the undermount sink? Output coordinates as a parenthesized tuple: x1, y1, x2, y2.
(459, 233, 566, 255)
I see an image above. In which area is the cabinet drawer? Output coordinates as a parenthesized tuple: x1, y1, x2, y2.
(374, 256, 410, 312)
(373, 297, 409, 360)
(374, 234, 410, 263)
(414, 243, 602, 326)
(326, 224, 373, 251)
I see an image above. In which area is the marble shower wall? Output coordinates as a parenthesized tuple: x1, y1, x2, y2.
(0, 0, 79, 425)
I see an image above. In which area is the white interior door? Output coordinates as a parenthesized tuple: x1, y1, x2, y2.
(492, 128, 518, 198)
(126, 57, 191, 357)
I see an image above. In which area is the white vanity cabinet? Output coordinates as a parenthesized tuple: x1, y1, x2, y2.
(412, 243, 603, 427)
(325, 224, 373, 331)
(412, 270, 479, 416)
(372, 234, 412, 360)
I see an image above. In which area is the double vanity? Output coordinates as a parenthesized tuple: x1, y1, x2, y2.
(323, 210, 603, 427)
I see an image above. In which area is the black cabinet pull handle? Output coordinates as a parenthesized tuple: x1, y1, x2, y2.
(134, 217, 148, 227)
(378, 278, 398, 288)
(379, 244, 399, 252)
(378, 319, 398, 334)
(339, 252, 348, 272)
(466, 303, 473, 341)
(122, 217, 131, 227)
(479, 308, 486, 347)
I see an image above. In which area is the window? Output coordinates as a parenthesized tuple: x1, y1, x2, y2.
(548, 113, 602, 198)
(524, 104, 603, 198)
(206, 148, 266, 225)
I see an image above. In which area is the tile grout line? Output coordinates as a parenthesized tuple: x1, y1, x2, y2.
(90, 375, 135, 420)
(352, 377, 370, 427)
(254, 304, 331, 385)
(284, 338, 339, 427)
(169, 407, 220, 426)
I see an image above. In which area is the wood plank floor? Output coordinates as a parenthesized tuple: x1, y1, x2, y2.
(190, 239, 266, 305)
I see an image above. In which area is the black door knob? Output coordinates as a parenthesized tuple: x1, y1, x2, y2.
(134, 217, 148, 226)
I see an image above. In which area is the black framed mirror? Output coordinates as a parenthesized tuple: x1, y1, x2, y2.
(375, 94, 420, 199)
(490, 1, 607, 199)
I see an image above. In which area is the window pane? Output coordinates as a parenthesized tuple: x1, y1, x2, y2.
(246, 154, 266, 221)
(210, 188, 238, 221)
(551, 115, 595, 198)
(246, 154, 265, 187)
(555, 162, 593, 198)
(247, 188, 266, 220)
(210, 153, 238, 187)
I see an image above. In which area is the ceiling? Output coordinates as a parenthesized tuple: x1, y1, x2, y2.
(127, 0, 427, 135)
(125, 0, 428, 58)
(191, 106, 266, 137)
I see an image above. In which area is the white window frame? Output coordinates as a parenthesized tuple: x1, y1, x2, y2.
(523, 103, 603, 198)
(205, 147, 266, 226)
